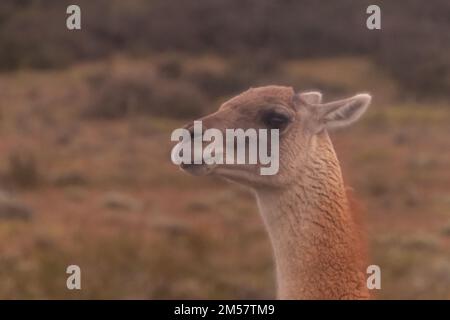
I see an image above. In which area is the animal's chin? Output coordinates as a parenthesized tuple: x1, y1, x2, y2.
(180, 163, 215, 176)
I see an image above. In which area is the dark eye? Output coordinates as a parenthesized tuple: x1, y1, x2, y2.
(262, 111, 290, 130)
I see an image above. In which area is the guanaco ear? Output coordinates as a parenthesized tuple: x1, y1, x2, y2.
(297, 91, 322, 105)
(315, 94, 371, 130)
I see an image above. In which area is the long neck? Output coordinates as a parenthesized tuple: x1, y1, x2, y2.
(255, 134, 369, 299)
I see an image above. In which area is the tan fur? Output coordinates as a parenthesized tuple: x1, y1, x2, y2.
(256, 132, 369, 299)
(179, 85, 371, 299)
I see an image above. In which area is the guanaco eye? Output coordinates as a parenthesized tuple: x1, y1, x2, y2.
(262, 111, 291, 130)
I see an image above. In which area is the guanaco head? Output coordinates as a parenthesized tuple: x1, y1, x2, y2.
(175, 85, 371, 189)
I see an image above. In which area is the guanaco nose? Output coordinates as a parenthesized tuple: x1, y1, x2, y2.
(184, 122, 207, 141)
(180, 122, 208, 168)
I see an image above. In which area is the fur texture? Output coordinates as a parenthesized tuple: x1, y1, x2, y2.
(179, 85, 372, 299)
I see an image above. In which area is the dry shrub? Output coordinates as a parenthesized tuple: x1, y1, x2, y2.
(0, 191, 32, 220)
(187, 55, 280, 99)
(84, 72, 153, 119)
(377, 1, 450, 99)
(53, 171, 88, 187)
(84, 72, 208, 119)
(157, 58, 183, 80)
(152, 82, 207, 118)
(7, 151, 40, 189)
(187, 68, 249, 99)
(1, 0, 448, 98)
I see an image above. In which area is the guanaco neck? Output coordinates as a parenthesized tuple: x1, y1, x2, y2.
(255, 133, 369, 299)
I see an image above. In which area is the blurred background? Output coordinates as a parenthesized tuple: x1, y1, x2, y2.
(0, 0, 449, 299)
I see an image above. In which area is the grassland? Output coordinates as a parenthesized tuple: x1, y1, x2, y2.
(0, 55, 449, 299)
